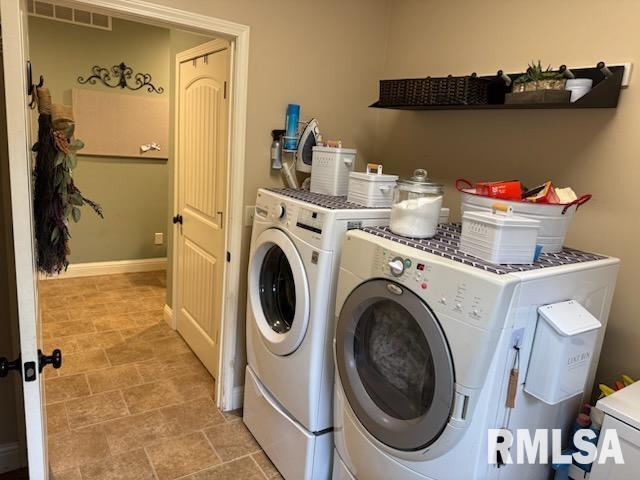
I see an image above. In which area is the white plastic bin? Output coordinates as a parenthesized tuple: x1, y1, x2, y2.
(456, 179, 591, 253)
(347, 172, 398, 208)
(525, 300, 602, 405)
(439, 207, 450, 224)
(310, 146, 356, 196)
(459, 209, 540, 264)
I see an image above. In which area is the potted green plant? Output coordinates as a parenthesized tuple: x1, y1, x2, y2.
(506, 61, 570, 104)
(513, 61, 566, 92)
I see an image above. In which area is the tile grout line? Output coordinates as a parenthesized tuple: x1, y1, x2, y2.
(201, 428, 224, 466)
(172, 450, 268, 480)
(249, 453, 272, 479)
(118, 388, 132, 416)
(62, 391, 214, 433)
(142, 446, 161, 480)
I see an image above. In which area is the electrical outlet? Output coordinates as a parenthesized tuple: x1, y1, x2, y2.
(154, 232, 164, 245)
(244, 206, 255, 227)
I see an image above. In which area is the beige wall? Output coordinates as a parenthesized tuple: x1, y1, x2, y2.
(376, 0, 640, 386)
(29, 17, 171, 264)
(153, 0, 390, 387)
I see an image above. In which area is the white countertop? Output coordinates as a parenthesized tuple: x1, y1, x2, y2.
(596, 381, 640, 430)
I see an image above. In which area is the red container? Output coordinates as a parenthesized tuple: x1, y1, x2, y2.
(475, 180, 522, 200)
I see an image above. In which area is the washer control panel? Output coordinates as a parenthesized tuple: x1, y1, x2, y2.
(373, 246, 493, 324)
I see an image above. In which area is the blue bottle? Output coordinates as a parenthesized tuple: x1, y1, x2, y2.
(284, 104, 300, 150)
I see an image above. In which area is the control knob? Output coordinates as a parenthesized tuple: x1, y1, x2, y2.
(388, 257, 405, 276)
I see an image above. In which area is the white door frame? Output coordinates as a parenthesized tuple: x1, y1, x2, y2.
(1, 2, 46, 475)
(9, 0, 250, 412)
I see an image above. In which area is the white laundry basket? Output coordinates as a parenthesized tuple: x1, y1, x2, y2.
(456, 179, 591, 253)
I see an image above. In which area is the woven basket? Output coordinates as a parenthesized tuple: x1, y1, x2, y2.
(378, 75, 490, 106)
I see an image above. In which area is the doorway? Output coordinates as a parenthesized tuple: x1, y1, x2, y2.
(1, 0, 251, 477)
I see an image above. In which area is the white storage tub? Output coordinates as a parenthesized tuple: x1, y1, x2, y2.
(439, 207, 450, 224)
(525, 300, 602, 405)
(347, 172, 398, 208)
(310, 146, 356, 196)
(456, 179, 591, 253)
(459, 207, 540, 264)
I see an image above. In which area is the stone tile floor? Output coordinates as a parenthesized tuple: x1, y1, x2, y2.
(39, 271, 281, 480)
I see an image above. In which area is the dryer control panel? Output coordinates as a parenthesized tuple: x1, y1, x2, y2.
(255, 190, 331, 248)
(296, 208, 325, 234)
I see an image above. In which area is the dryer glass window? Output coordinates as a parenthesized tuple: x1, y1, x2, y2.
(259, 245, 296, 334)
(354, 299, 435, 420)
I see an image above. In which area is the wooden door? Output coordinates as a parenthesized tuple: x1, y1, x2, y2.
(0, 0, 48, 476)
(175, 40, 230, 382)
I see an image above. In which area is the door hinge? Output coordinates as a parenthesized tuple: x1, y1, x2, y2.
(224, 81, 227, 99)
(226, 251, 231, 262)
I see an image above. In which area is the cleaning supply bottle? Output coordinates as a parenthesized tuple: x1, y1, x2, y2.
(572, 412, 599, 473)
(283, 104, 300, 151)
(270, 129, 285, 170)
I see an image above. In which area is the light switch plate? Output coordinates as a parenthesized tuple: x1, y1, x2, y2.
(244, 206, 255, 227)
(154, 232, 163, 245)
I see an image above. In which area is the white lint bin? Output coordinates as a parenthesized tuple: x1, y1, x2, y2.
(525, 300, 602, 405)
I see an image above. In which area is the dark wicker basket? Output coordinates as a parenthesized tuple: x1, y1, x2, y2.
(377, 75, 490, 106)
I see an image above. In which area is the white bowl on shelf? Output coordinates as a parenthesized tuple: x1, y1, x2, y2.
(566, 78, 593, 102)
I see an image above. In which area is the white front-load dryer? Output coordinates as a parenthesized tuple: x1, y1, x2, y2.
(243, 188, 390, 480)
(333, 228, 619, 480)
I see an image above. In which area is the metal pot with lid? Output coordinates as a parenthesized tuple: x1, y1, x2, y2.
(390, 169, 444, 239)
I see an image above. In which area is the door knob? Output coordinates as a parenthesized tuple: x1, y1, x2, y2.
(38, 349, 62, 373)
(0, 355, 21, 378)
(172, 214, 183, 225)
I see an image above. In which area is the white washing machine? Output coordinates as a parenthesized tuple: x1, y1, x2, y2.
(243, 188, 390, 480)
(333, 226, 619, 480)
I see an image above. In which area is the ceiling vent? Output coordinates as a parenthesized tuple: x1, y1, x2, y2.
(27, 1, 112, 31)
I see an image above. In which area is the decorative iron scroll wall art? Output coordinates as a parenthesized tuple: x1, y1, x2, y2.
(77, 62, 164, 94)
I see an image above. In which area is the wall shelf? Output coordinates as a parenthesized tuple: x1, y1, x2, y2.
(370, 65, 625, 111)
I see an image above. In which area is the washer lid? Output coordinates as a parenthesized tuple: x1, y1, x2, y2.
(248, 228, 310, 356)
(335, 279, 455, 451)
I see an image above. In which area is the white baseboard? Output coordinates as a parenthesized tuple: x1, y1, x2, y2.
(231, 386, 244, 410)
(0, 442, 23, 474)
(163, 304, 175, 329)
(40, 257, 167, 280)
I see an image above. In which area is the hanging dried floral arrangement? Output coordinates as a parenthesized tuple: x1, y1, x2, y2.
(33, 87, 103, 274)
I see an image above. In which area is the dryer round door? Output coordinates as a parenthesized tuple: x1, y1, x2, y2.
(336, 279, 455, 452)
(249, 228, 310, 356)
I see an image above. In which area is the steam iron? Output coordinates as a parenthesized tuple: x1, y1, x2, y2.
(296, 118, 320, 173)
